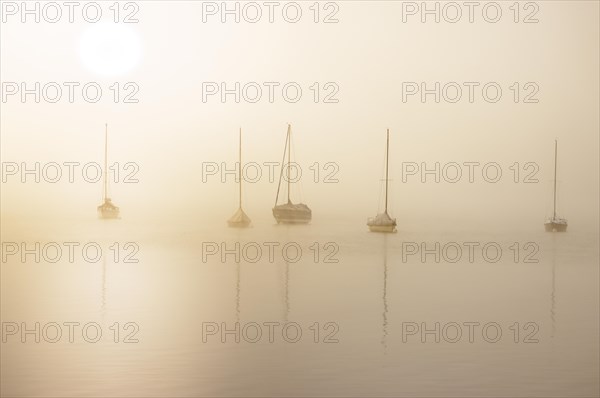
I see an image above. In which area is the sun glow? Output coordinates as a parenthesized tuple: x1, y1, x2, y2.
(79, 23, 142, 77)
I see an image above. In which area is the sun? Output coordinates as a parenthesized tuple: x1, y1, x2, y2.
(79, 23, 142, 77)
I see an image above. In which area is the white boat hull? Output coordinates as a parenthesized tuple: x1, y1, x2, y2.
(273, 203, 311, 224)
(544, 221, 567, 232)
(367, 213, 396, 233)
(98, 199, 120, 219)
(98, 208, 120, 219)
(228, 208, 251, 228)
(368, 224, 397, 233)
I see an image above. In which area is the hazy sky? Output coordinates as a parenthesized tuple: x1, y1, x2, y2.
(1, 1, 598, 231)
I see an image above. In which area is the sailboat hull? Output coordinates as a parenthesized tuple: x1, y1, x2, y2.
(544, 222, 567, 232)
(273, 203, 312, 224)
(97, 199, 120, 219)
(98, 207, 120, 219)
(368, 224, 397, 233)
(367, 213, 397, 233)
(228, 207, 251, 228)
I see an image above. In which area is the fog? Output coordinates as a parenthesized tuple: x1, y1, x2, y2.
(1, 3, 600, 235)
(1, 2, 598, 236)
(1, 3, 599, 396)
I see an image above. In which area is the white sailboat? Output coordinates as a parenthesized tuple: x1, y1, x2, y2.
(367, 129, 396, 233)
(228, 128, 251, 228)
(97, 124, 120, 219)
(272, 124, 312, 224)
(544, 140, 567, 232)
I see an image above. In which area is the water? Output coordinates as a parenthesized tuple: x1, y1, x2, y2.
(1, 218, 598, 397)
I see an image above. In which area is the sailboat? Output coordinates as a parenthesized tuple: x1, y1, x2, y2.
(367, 129, 397, 233)
(544, 140, 567, 232)
(272, 124, 312, 224)
(228, 128, 251, 228)
(97, 124, 120, 219)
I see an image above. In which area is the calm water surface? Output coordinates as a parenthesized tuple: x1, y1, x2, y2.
(1, 218, 598, 397)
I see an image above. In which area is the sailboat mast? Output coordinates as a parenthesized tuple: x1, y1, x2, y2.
(239, 128, 242, 208)
(385, 129, 389, 215)
(104, 123, 108, 201)
(287, 124, 291, 204)
(274, 125, 290, 207)
(553, 139, 557, 219)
